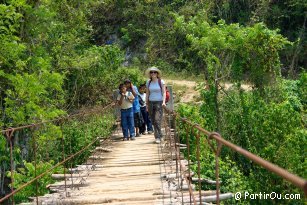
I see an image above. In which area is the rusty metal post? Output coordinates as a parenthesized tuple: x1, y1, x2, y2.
(207, 132, 223, 205)
(0, 104, 115, 203)
(177, 122, 182, 191)
(163, 107, 307, 198)
(176, 117, 183, 204)
(69, 123, 74, 192)
(194, 127, 202, 205)
(30, 124, 39, 205)
(66, 119, 75, 191)
(215, 141, 222, 205)
(186, 124, 192, 204)
(175, 123, 179, 178)
(171, 114, 177, 175)
(171, 113, 178, 203)
(60, 121, 67, 197)
(180, 118, 196, 205)
(5, 128, 15, 205)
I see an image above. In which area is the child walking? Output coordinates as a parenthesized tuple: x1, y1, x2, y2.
(138, 84, 153, 135)
(124, 79, 143, 137)
(117, 83, 136, 141)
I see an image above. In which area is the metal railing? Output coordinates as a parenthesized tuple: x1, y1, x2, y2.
(1, 103, 306, 204)
(0, 103, 115, 204)
(162, 106, 307, 204)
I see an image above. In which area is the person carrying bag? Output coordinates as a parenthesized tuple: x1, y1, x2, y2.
(145, 67, 166, 144)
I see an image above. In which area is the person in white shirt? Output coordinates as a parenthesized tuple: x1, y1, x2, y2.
(117, 83, 135, 141)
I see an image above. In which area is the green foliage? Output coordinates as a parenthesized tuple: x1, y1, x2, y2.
(114, 66, 147, 86)
(199, 154, 251, 205)
(0, 135, 9, 168)
(4, 70, 65, 126)
(88, 0, 305, 75)
(178, 74, 306, 203)
(1, 0, 306, 203)
(90, 0, 170, 48)
(173, 14, 292, 136)
(7, 160, 63, 203)
(297, 72, 307, 111)
(120, 23, 146, 47)
(3, 110, 115, 203)
(62, 111, 115, 166)
(176, 105, 249, 205)
(0, 1, 144, 200)
(176, 104, 206, 127)
(66, 45, 124, 106)
(174, 15, 290, 89)
(61, 111, 115, 166)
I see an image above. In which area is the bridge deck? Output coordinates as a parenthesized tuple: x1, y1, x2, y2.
(37, 131, 173, 205)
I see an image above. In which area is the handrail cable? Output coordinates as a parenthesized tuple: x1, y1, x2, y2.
(164, 107, 307, 198)
(0, 103, 116, 204)
(1, 103, 115, 134)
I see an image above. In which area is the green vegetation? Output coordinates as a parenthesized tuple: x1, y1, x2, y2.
(173, 11, 305, 204)
(5, 111, 115, 203)
(0, 0, 305, 204)
(0, 1, 145, 201)
(7, 161, 63, 203)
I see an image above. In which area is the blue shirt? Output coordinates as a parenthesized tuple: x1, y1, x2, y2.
(146, 79, 165, 101)
(127, 85, 140, 113)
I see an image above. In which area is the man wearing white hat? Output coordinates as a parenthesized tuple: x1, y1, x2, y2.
(145, 66, 166, 144)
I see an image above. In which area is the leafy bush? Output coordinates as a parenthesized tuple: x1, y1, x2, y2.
(177, 75, 306, 204)
(176, 104, 249, 205)
(61, 111, 115, 167)
(4, 110, 115, 203)
(7, 161, 63, 203)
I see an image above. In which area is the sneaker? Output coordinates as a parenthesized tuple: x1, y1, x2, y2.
(148, 131, 153, 134)
(155, 138, 161, 144)
(136, 133, 140, 137)
(123, 138, 128, 141)
(130, 137, 136, 140)
(141, 132, 146, 135)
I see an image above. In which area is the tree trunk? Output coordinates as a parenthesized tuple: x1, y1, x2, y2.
(289, 15, 306, 78)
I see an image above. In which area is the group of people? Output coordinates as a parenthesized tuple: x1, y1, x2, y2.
(117, 67, 166, 144)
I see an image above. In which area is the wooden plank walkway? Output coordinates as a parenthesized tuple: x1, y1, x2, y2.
(36, 131, 175, 205)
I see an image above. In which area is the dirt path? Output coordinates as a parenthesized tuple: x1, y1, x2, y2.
(165, 79, 198, 103)
(166, 79, 252, 103)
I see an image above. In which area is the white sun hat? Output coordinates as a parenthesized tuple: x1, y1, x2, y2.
(145, 66, 162, 77)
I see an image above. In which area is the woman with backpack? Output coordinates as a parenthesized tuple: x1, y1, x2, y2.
(145, 66, 166, 144)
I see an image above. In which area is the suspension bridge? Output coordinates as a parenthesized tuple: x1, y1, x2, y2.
(0, 103, 306, 205)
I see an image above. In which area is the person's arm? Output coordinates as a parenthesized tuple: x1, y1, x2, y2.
(146, 84, 150, 112)
(130, 83, 137, 97)
(162, 83, 166, 106)
(117, 93, 125, 106)
(128, 92, 135, 103)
